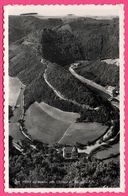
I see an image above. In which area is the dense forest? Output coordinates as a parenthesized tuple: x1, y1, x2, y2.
(9, 15, 62, 43)
(9, 137, 120, 188)
(46, 63, 100, 107)
(41, 18, 119, 66)
(9, 43, 113, 123)
(9, 15, 120, 188)
(76, 60, 119, 88)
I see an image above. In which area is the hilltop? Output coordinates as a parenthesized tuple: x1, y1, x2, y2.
(41, 17, 119, 65)
(9, 15, 62, 43)
(9, 15, 119, 119)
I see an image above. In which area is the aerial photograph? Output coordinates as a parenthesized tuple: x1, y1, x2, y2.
(8, 6, 120, 188)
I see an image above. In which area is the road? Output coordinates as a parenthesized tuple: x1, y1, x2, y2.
(42, 58, 99, 111)
(69, 64, 119, 109)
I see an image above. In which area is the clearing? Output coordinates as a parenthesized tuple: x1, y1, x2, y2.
(59, 122, 108, 145)
(25, 102, 71, 144)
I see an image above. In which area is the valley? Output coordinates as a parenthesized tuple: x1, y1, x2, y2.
(8, 14, 120, 188)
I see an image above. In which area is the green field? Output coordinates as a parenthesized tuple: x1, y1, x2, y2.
(9, 123, 26, 142)
(25, 102, 71, 144)
(10, 85, 25, 123)
(93, 143, 119, 159)
(9, 76, 21, 106)
(103, 156, 119, 164)
(39, 102, 80, 123)
(59, 122, 108, 145)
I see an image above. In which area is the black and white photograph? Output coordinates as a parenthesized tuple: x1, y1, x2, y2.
(4, 5, 124, 192)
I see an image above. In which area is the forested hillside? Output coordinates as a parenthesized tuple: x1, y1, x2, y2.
(76, 60, 119, 87)
(9, 15, 119, 119)
(41, 17, 119, 65)
(9, 15, 62, 43)
(9, 44, 81, 112)
(9, 14, 120, 188)
(45, 63, 100, 107)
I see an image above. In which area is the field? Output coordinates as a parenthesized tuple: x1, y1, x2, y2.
(103, 156, 119, 164)
(9, 77, 21, 106)
(25, 102, 71, 144)
(93, 143, 119, 160)
(9, 123, 26, 142)
(10, 83, 25, 123)
(59, 122, 108, 145)
(39, 102, 80, 123)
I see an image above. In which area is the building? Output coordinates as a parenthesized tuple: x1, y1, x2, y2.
(62, 146, 72, 159)
(62, 146, 78, 159)
(71, 146, 78, 159)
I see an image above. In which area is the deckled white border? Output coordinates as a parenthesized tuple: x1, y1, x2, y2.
(4, 4, 125, 193)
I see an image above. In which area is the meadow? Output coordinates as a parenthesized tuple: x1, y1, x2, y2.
(9, 123, 26, 142)
(93, 143, 119, 160)
(9, 77, 21, 106)
(39, 101, 80, 123)
(25, 102, 71, 144)
(59, 122, 108, 145)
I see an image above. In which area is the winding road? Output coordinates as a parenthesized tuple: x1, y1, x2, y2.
(42, 58, 100, 111)
(69, 64, 119, 109)
(41, 59, 119, 156)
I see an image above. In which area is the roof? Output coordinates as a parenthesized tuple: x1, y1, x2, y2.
(63, 146, 73, 153)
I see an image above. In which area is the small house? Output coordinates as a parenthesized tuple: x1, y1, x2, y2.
(62, 146, 79, 159)
(71, 146, 78, 159)
(62, 146, 72, 159)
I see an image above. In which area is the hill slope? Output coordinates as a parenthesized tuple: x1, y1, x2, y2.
(9, 15, 62, 43)
(9, 15, 119, 122)
(41, 17, 119, 65)
(76, 60, 119, 88)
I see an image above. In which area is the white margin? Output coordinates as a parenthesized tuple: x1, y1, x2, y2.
(4, 4, 125, 193)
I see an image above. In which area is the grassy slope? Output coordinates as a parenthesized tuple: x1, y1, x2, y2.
(59, 122, 108, 145)
(9, 123, 26, 142)
(39, 102, 80, 123)
(9, 77, 21, 106)
(25, 102, 71, 144)
(93, 143, 119, 159)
